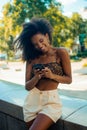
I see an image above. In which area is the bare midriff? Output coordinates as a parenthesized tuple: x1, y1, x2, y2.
(36, 78, 59, 91)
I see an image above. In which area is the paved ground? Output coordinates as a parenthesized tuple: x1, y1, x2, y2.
(59, 59, 87, 99)
(0, 58, 87, 100)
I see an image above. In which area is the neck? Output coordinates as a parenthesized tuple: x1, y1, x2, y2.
(43, 46, 54, 56)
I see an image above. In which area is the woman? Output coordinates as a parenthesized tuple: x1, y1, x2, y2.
(14, 17, 72, 130)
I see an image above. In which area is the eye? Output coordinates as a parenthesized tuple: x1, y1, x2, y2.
(39, 38, 43, 43)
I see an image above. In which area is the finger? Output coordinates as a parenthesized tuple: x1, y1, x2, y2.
(35, 69, 41, 72)
(38, 74, 41, 79)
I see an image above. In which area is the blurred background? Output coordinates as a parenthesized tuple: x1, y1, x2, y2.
(0, 0, 87, 100)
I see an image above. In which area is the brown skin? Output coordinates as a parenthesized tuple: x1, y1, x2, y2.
(25, 33, 72, 130)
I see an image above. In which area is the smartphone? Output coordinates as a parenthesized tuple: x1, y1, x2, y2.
(32, 64, 45, 70)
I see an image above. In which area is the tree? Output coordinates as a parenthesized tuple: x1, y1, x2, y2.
(1, 1, 26, 58)
(43, 3, 67, 47)
(70, 13, 83, 38)
(1, 0, 85, 58)
(0, 22, 6, 52)
(1, 0, 61, 56)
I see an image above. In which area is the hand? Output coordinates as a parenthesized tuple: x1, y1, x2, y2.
(33, 69, 44, 80)
(41, 67, 53, 79)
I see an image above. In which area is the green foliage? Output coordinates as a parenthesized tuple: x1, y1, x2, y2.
(77, 50, 87, 58)
(70, 13, 84, 38)
(43, 4, 68, 47)
(70, 56, 82, 62)
(0, 0, 87, 60)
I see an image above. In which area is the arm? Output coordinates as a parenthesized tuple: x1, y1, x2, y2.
(52, 48, 72, 84)
(25, 61, 42, 91)
(42, 48, 72, 84)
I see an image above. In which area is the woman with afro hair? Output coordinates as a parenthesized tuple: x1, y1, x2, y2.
(14, 17, 72, 130)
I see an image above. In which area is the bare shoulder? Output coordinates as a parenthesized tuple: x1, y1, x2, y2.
(55, 47, 69, 58)
(56, 47, 68, 53)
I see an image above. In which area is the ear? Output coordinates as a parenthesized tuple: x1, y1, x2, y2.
(45, 33, 49, 39)
(45, 33, 50, 44)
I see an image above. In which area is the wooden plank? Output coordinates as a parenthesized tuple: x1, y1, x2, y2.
(64, 120, 87, 130)
(48, 119, 63, 130)
(7, 115, 28, 130)
(0, 112, 8, 130)
(0, 99, 23, 120)
(0, 111, 28, 130)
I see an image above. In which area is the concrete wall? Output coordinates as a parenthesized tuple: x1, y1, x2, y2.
(0, 99, 87, 130)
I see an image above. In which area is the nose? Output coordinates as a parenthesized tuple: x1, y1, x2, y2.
(38, 42, 43, 49)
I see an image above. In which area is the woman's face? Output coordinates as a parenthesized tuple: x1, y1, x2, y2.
(31, 33, 50, 53)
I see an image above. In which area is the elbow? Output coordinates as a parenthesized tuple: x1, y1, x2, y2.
(25, 84, 29, 91)
(25, 83, 33, 91)
(68, 80, 72, 84)
(25, 83, 31, 91)
(67, 77, 72, 84)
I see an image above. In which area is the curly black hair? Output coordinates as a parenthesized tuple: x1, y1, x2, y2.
(14, 17, 53, 61)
